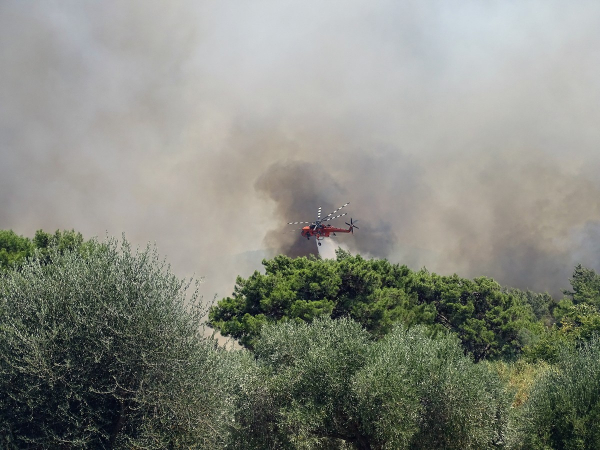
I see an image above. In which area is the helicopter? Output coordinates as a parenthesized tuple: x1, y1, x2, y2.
(288, 202, 358, 246)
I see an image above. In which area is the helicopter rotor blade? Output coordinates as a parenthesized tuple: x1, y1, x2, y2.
(325, 213, 348, 223)
(322, 202, 350, 221)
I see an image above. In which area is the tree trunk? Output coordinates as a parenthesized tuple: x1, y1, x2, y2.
(109, 399, 126, 447)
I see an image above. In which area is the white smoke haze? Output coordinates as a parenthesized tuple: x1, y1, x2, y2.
(2, 1, 600, 298)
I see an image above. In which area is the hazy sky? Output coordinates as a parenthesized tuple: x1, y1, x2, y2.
(2, 1, 600, 298)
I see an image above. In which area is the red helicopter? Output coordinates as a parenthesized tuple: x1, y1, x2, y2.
(288, 202, 358, 246)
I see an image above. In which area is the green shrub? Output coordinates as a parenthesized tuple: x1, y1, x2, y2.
(229, 317, 372, 449)
(230, 317, 511, 449)
(518, 337, 600, 449)
(355, 326, 511, 449)
(0, 238, 239, 448)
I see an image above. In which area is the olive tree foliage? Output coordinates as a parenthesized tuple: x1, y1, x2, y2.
(516, 337, 600, 449)
(229, 317, 512, 450)
(0, 238, 242, 449)
(355, 326, 512, 449)
(229, 317, 372, 449)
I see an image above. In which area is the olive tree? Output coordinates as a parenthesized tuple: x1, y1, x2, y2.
(229, 317, 372, 449)
(355, 326, 512, 449)
(517, 337, 600, 449)
(230, 317, 511, 449)
(0, 238, 240, 448)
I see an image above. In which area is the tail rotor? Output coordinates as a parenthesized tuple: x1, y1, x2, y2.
(345, 218, 359, 234)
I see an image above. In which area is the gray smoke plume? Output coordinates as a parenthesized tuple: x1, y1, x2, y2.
(2, 0, 600, 298)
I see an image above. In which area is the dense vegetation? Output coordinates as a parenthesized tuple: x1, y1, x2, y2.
(209, 250, 549, 361)
(0, 229, 89, 271)
(230, 317, 511, 449)
(0, 234, 243, 447)
(3, 230, 600, 448)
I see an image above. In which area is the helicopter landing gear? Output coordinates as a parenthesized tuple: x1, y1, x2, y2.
(318, 241, 322, 246)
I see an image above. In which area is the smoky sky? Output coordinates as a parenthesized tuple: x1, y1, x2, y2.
(2, 1, 600, 298)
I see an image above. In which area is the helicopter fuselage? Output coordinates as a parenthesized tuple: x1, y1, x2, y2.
(301, 224, 352, 240)
(288, 202, 357, 243)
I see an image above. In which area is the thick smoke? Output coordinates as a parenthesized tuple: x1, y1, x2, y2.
(2, 1, 600, 298)
(255, 160, 348, 257)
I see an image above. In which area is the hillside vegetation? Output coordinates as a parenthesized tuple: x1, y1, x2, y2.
(2, 230, 600, 448)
